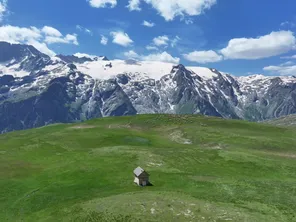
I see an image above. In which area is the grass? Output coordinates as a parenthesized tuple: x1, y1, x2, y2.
(0, 114, 296, 221)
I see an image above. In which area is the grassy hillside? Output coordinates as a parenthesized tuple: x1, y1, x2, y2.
(1, 114, 296, 222)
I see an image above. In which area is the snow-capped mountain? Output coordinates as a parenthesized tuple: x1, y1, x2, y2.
(0, 42, 296, 133)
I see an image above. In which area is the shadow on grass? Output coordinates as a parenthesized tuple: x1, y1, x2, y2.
(134, 182, 154, 187)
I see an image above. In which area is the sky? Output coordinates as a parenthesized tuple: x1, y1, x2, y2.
(0, 0, 296, 76)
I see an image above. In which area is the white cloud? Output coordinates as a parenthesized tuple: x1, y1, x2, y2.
(88, 0, 117, 8)
(0, 25, 42, 43)
(44, 36, 65, 44)
(65, 34, 78, 45)
(149, 35, 179, 49)
(76, 25, 92, 35)
(85, 29, 92, 35)
(44, 33, 78, 45)
(142, 20, 155, 27)
(110, 31, 133, 47)
(26, 40, 55, 57)
(281, 54, 296, 59)
(281, 61, 294, 66)
(143, 51, 180, 63)
(0, 0, 7, 22)
(42, 26, 62, 37)
(89, 0, 215, 21)
(280, 21, 296, 28)
(123, 50, 179, 63)
(124, 50, 139, 59)
(142, 0, 217, 21)
(153, 35, 169, 46)
(127, 0, 141, 11)
(183, 30, 296, 63)
(183, 18, 194, 25)
(146, 45, 158, 51)
(263, 64, 296, 76)
(220, 31, 296, 60)
(100, 35, 108, 45)
(183, 50, 223, 63)
(171, 36, 181, 47)
(74, 52, 97, 59)
(0, 25, 79, 56)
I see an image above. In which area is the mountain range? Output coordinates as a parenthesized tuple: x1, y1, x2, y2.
(0, 41, 296, 133)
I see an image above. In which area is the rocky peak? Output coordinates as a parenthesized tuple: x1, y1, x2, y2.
(1, 41, 296, 133)
(0, 42, 51, 74)
(0, 41, 49, 63)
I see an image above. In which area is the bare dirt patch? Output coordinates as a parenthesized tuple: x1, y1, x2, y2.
(202, 143, 227, 150)
(265, 152, 296, 159)
(107, 124, 131, 129)
(106, 124, 143, 131)
(147, 162, 163, 167)
(169, 131, 192, 145)
(70, 125, 96, 129)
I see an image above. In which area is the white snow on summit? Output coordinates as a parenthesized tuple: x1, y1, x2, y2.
(188, 67, 218, 80)
(74, 59, 177, 80)
(0, 60, 30, 77)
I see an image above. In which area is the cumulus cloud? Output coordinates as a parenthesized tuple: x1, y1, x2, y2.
(183, 50, 223, 63)
(142, 20, 155, 27)
(0, 0, 8, 22)
(184, 30, 296, 64)
(42, 26, 62, 37)
(153, 35, 169, 46)
(124, 50, 179, 63)
(126, 0, 216, 21)
(127, 0, 141, 11)
(124, 50, 139, 59)
(44, 33, 78, 45)
(100, 35, 108, 45)
(143, 51, 180, 63)
(89, 0, 216, 21)
(88, 0, 117, 8)
(220, 31, 296, 60)
(65, 34, 78, 45)
(26, 40, 55, 57)
(0, 25, 79, 56)
(145, 0, 216, 21)
(0, 25, 42, 43)
(148, 35, 179, 49)
(110, 31, 133, 47)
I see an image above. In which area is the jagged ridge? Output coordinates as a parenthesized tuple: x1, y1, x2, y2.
(0, 42, 296, 133)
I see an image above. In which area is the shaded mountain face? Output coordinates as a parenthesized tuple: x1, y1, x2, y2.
(56, 55, 93, 64)
(0, 42, 296, 133)
(0, 41, 51, 74)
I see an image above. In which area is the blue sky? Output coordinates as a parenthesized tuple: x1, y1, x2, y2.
(0, 0, 296, 76)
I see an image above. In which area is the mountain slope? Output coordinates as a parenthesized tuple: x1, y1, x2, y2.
(265, 114, 296, 127)
(0, 42, 296, 133)
(1, 114, 296, 221)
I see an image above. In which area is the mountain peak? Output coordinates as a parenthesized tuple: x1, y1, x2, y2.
(0, 41, 49, 63)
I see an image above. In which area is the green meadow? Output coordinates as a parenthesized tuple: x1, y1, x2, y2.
(1, 114, 296, 221)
